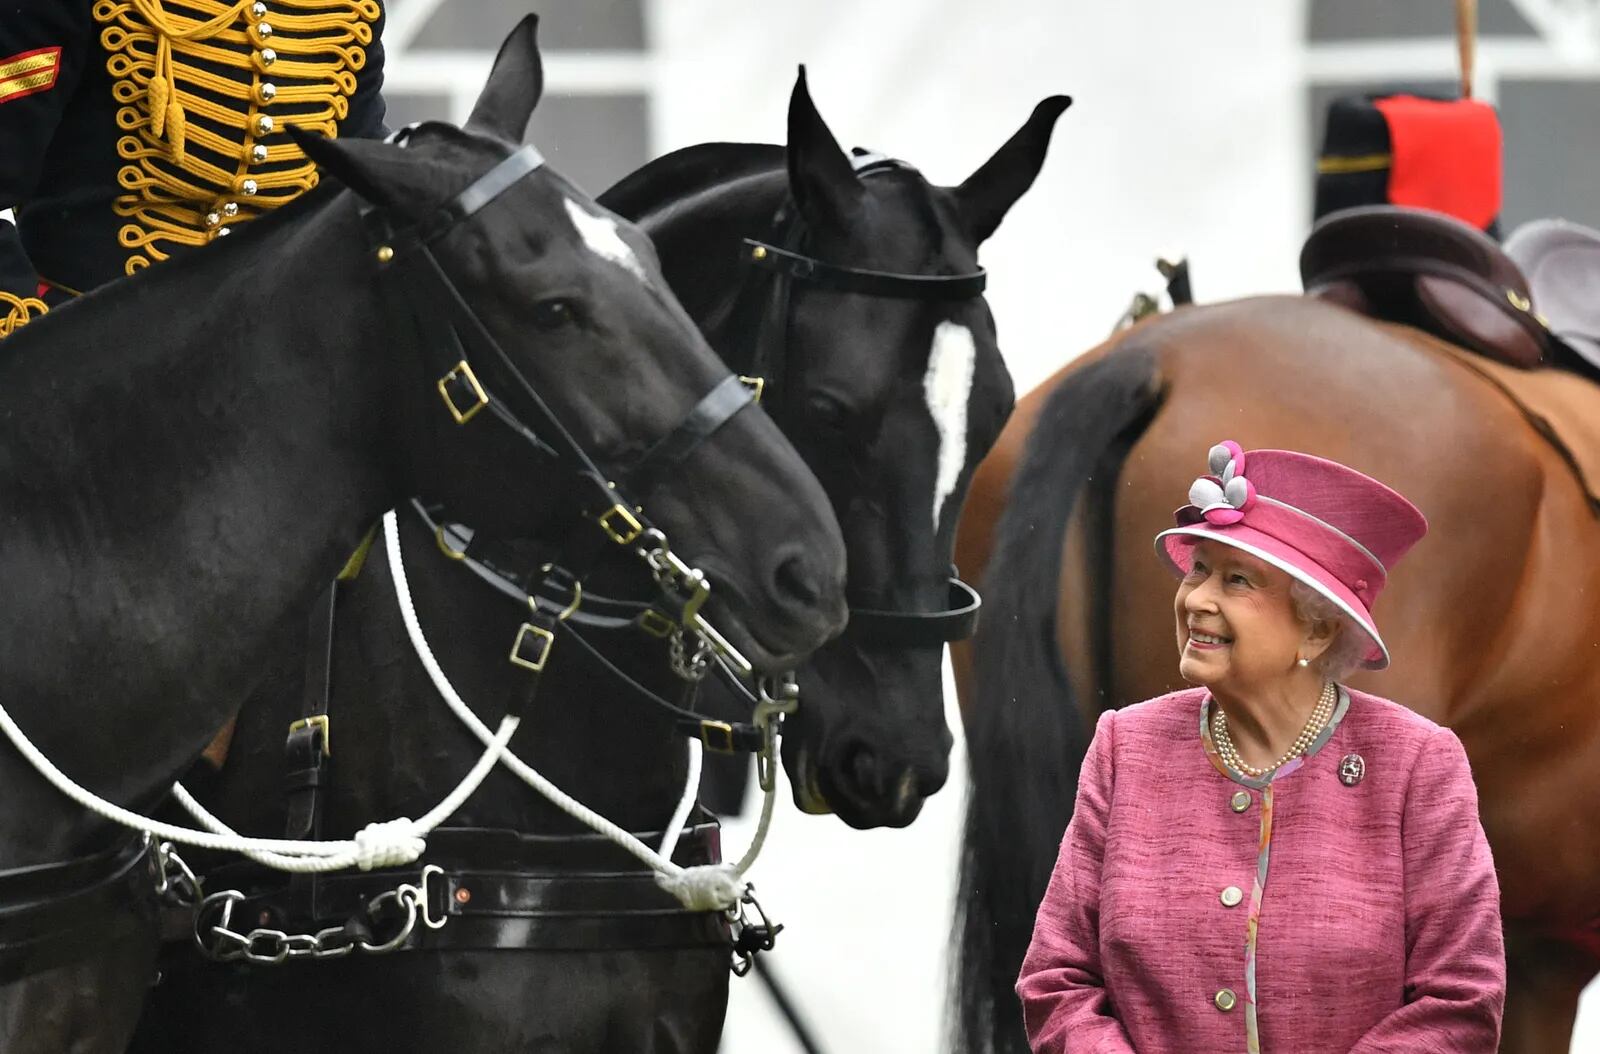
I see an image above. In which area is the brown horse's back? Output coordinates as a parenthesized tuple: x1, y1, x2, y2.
(954, 294, 1600, 1054)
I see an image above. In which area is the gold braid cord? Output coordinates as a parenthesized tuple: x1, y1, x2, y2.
(0, 291, 50, 338)
(93, 0, 381, 274)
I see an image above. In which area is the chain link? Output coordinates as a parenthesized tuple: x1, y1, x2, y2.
(192, 865, 443, 965)
(668, 628, 712, 682)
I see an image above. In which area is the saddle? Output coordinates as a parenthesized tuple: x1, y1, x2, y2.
(1300, 205, 1557, 369)
(1505, 218, 1600, 372)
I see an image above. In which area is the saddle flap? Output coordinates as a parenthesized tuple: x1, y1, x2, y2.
(1414, 273, 1545, 369)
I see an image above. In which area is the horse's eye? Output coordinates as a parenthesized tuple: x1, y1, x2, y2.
(532, 298, 577, 331)
(807, 394, 850, 430)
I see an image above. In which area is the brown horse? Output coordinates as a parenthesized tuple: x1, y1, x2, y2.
(950, 294, 1600, 1054)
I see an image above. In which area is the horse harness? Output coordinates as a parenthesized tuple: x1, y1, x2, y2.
(0, 139, 776, 982)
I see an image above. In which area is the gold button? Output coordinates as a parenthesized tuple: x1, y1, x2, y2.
(1220, 885, 1243, 907)
(1215, 988, 1237, 1012)
(1230, 790, 1250, 813)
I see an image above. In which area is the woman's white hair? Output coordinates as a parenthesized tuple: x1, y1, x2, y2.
(1289, 580, 1367, 681)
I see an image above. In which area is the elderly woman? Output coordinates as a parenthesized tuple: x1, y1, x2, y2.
(1016, 441, 1505, 1053)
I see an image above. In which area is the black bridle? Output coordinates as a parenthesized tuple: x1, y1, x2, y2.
(6, 140, 774, 986)
(362, 138, 763, 692)
(172, 139, 798, 973)
(734, 154, 989, 648)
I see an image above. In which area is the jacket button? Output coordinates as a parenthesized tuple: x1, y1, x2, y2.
(1230, 790, 1250, 813)
(1220, 885, 1243, 907)
(1215, 988, 1237, 1012)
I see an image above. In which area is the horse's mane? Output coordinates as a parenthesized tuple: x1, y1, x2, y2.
(597, 142, 784, 219)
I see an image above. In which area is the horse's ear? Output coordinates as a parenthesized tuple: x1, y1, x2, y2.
(953, 95, 1071, 244)
(786, 66, 862, 221)
(289, 126, 434, 213)
(465, 14, 545, 142)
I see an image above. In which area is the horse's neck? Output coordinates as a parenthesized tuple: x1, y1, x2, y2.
(0, 198, 404, 857)
(627, 168, 788, 376)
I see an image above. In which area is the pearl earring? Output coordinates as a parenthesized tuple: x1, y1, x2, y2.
(1297, 658, 1309, 668)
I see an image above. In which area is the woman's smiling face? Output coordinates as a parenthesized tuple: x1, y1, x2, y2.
(1173, 539, 1318, 694)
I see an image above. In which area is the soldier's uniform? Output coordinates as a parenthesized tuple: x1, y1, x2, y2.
(1, 0, 388, 333)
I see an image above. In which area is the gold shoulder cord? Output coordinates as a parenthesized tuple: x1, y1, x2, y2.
(93, 0, 381, 274)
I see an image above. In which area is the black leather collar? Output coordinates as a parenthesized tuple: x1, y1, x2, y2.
(208, 822, 732, 955)
(0, 837, 158, 983)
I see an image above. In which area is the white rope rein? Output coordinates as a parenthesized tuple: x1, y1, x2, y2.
(380, 510, 780, 913)
(0, 511, 780, 906)
(0, 668, 518, 875)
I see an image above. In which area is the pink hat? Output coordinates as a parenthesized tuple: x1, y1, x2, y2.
(1153, 440, 1428, 670)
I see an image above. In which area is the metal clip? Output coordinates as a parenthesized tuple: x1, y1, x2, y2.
(417, 864, 447, 930)
(728, 883, 783, 977)
(151, 840, 204, 907)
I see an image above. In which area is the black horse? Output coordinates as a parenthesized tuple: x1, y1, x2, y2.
(130, 57, 1066, 1054)
(600, 74, 1069, 829)
(0, 17, 846, 1054)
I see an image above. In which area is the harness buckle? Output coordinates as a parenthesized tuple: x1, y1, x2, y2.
(698, 720, 737, 754)
(598, 503, 644, 546)
(287, 714, 331, 757)
(737, 375, 765, 404)
(437, 359, 489, 425)
(509, 622, 556, 672)
(636, 608, 675, 638)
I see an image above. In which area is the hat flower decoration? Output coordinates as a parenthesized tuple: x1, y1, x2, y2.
(1188, 440, 1256, 526)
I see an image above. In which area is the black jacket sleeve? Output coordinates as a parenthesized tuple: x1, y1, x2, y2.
(1, 2, 96, 297)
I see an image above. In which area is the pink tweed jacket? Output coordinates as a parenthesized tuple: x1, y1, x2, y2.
(1017, 686, 1504, 1054)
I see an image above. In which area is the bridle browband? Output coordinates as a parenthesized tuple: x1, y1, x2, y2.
(734, 153, 988, 647)
(739, 239, 987, 300)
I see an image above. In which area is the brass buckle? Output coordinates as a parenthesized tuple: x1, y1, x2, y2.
(637, 608, 675, 638)
(437, 360, 489, 425)
(287, 714, 331, 757)
(598, 503, 643, 546)
(738, 375, 765, 404)
(699, 720, 737, 754)
(509, 623, 555, 672)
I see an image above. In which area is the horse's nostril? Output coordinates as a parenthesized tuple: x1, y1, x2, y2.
(773, 552, 824, 607)
(847, 744, 880, 798)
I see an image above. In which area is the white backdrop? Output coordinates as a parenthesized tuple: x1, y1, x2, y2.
(639, 2, 1600, 1052)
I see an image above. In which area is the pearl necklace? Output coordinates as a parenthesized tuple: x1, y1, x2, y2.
(1212, 682, 1336, 779)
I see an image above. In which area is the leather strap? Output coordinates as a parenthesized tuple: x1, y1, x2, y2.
(414, 145, 546, 244)
(624, 374, 755, 498)
(847, 575, 983, 647)
(0, 838, 156, 983)
(209, 822, 733, 954)
(741, 238, 987, 300)
(284, 581, 339, 841)
(406, 502, 769, 753)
